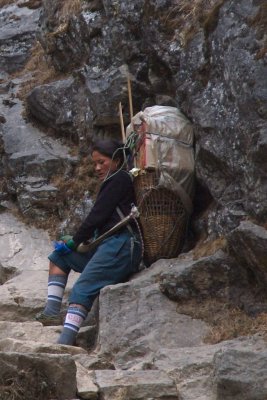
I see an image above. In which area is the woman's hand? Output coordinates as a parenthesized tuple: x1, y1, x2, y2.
(53, 237, 76, 254)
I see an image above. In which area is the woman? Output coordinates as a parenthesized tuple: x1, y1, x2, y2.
(36, 139, 142, 346)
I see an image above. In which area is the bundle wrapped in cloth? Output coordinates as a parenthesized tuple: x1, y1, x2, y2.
(126, 105, 195, 266)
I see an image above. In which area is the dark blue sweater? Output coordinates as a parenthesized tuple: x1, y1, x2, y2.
(72, 170, 136, 245)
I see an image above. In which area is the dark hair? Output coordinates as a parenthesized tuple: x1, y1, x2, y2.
(91, 139, 131, 167)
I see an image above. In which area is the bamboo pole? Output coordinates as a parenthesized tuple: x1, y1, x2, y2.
(127, 74, 137, 167)
(127, 75, 133, 123)
(119, 102, 126, 143)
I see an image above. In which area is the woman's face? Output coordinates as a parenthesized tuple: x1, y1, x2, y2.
(92, 150, 119, 181)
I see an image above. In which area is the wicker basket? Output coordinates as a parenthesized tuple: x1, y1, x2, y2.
(134, 170, 187, 266)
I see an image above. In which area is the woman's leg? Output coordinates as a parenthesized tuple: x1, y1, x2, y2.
(57, 232, 142, 345)
(35, 261, 68, 324)
(42, 261, 68, 316)
(57, 303, 88, 345)
(69, 232, 141, 308)
(36, 249, 93, 325)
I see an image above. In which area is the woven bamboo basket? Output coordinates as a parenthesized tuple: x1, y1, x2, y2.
(134, 170, 187, 266)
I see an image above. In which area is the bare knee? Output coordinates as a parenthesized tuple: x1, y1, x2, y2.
(69, 303, 88, 312)
(49, 261, 67, 276)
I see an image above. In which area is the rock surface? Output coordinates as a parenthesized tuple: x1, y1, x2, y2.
(1, 0, 266, 237)
(0, 0, 267, 399)
(1, 211, 267, 399)
(0, 351, 77, 399)
(98, 276, 209, 369)
(0, 211, 78, 321)
(214, 347, 267, 400)
(0, 2, 40, 76)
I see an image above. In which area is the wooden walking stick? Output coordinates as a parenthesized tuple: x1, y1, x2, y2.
(127, 75, 133, 123)
(77, 206, 140, 253)
(127, 74, 137, 166)
(119, 102, 126, 143)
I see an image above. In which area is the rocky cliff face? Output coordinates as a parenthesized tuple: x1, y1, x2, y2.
(0, 0, 267, 399)
(33, 0, 267, 238)
(2, 0, 266, 237)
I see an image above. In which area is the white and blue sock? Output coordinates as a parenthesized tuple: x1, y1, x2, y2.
(43, 274, 68, 316)
(57, 306, 87, 346)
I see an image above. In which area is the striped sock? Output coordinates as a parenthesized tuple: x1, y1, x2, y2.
(57, 306, 87, 346)
(43, 274, 68, 316)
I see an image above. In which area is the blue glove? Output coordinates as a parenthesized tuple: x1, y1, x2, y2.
(53, 241, 72, 255)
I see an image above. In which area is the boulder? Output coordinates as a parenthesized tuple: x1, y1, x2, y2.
(93, 369, 178, 400)
(0, 96, 77, 222)
(228, 220, 267, 286)
(45, 14, 91, 72)
(213, 348, 267, 400)
(0, 212, 78, 321)
(98, 262, 209, 369)
(0, 351, 77, 400)
(180, 0, 267, 235)
(0, 2, 40, 74)
(0, 0, 267, 398)
(26, 77, 90, 138)
(153, 335, 267, 400)
(76, 362, 99, 399)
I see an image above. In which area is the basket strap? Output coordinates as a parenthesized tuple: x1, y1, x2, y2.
(116, 207, 145, 262)
(116, 207, 135, 236)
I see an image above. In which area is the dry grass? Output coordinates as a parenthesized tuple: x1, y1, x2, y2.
(52, 155, 99, 205)
(177, 233, 267, 343)
(0, 0, 80, 13)
(250, 3, 267, 60)
(176, 298, 267, 344)
(0, 0, 41, 8)
(17, 0, 42, 9)
(192, 236, 227, 259)
(250, 3, 267, 35)
(60, 0, 81, 20)
(9, 155, 99, 235)
(14, 41, 63, 100)
(0, 0, 15, 7)
(0, 369, 55, 400)
(12, 2, 82, 100)
(0, 177, 8, 194)
(206, 308, 267, 344)
(161, 0, 225, 45)
(162, 0, 266, 49)
(36, 155, 99, 234)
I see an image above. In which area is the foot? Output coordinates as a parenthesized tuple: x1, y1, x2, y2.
(35, 311, 63, 326)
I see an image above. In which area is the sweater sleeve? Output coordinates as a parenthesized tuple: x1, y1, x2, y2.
(72, 171, 132, 245)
